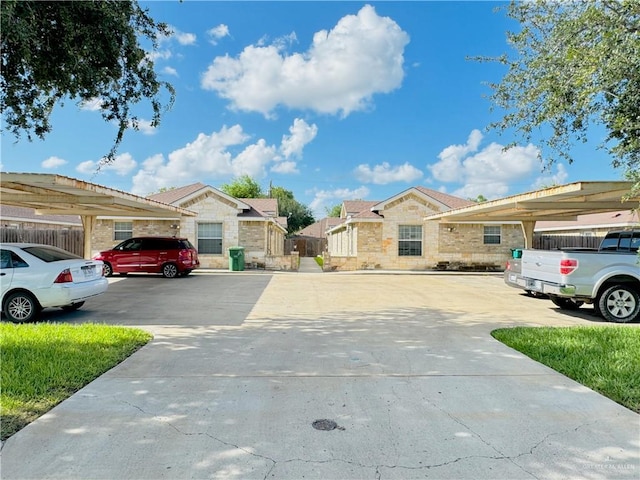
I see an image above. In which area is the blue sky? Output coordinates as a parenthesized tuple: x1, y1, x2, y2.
(1, 1, 621, 218)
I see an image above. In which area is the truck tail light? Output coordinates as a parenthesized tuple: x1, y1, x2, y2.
(505, 260, 512, 271)
(54, 268, 73, 283)
(560, 259, 578, 275)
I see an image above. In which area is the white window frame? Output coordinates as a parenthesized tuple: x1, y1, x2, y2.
(198, 223, 223, 254)
(114, 221, 133, 241)
(483, 225, 501, 245)
(398, 225, 423, 256)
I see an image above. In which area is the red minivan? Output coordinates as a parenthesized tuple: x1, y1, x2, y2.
(94, 237, 199, 278)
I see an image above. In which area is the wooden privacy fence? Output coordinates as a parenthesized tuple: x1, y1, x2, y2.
(1, 229, 84, 257)
(533, 234, 603, 250)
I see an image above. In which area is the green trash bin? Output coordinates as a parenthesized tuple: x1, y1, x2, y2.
(228, 246, 245, 271)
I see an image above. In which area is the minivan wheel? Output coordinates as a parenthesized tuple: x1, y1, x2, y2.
(597, 285, 640, 323)
(162, 263, 178, 278)
(3, 291, 40, 323)
(103, 262, 113, 277)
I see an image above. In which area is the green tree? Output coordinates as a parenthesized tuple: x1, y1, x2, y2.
(468, 195, 488, 203)
(1, 0, 175, 163)
(480, 0, 640, 192)
(270, 186, 315, 235)
(220, 175, 264, 198)
(325, 204, 343, 217)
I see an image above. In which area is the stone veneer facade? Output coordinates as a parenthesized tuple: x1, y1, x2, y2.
(325, 192, 524, 271)
(91, 189, 292, 270)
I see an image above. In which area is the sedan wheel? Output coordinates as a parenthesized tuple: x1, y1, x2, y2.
(162, 263, 178, 278)
(3, 291, 40, 323)
(598, 285, 640, 323)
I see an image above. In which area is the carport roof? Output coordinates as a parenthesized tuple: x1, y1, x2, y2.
(0, 173, 196, 218)
(425, 181, 639, 223)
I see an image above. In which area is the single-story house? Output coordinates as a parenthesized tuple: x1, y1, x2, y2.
(91, 183, 292, 270)
(324, 186, 524, 271)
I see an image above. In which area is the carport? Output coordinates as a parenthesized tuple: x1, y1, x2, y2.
(426, 181, 639, 247)
(0, 173, 196, 258)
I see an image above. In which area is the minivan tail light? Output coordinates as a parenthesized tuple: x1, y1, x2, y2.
(560, 259, 578, 275)
(54, 269, 73, 283)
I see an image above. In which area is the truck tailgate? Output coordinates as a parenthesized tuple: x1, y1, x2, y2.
(521, 251, 564, 284)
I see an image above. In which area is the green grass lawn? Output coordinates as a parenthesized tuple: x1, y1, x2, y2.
(0, 323, 152, 440)
(492, 326, 640, 413)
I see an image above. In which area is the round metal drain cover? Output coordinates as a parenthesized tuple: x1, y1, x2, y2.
(312, 419, 338, 431)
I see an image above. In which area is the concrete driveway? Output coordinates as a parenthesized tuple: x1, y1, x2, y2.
(1, 272, 638, 479)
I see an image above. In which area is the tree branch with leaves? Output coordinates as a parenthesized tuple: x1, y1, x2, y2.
(1, 0, 175, 164)
(477, 0, 640, 194)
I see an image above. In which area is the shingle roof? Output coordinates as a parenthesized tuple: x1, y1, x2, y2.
(146, 183, 208, 204)
(241, 198, 278, 216)
(296, 217, 343, 237)
(343, 200, 378, 217)
(414, 186, 474, 209)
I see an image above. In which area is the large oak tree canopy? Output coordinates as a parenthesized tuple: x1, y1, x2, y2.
(482, 0, 640, 191)
(1, 0, 175, 162)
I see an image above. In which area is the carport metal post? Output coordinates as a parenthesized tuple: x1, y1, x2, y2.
(81, 215, 96, 259)
(520, 220, 535, 249)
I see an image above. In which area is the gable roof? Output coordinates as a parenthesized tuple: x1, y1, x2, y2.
(414, 186, 475, 210)
(241, 198, 278, 217)
(342, 200, 378, 217)
(146, 183, 208, 204)
(296, 217, 343, 237)
(373, 186, 472, 212)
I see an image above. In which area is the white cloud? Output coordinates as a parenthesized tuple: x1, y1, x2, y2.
(162, 66, 178, 77)
(428, 129, 483, 183)
(231, 139, 277, 178)
(76, 160, 96, 175)
(131, 119, 157, 136)
(80, 98, 103, 111)
(532, 164, 569, 189)
(308, 186, 370, 217)
(280, 118, 318, 159)
(41, 156, 67, 169)
(169, 26, 197, 46)
(148, 49, 172, 62)
(208, 24, 230, 45)
(428, 129, 541, 199)
(201, 4, 409, 117)
(76, 153, 137, 177)
(354, 161, 422, 184)
(271, 161, 299, 174)
(130, 120, 315, 196)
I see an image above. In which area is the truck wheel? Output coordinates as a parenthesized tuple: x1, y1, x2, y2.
(597, 285, 640, 323)
(550, 296, 583, 310)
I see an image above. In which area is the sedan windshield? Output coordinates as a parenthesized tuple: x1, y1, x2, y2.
(23, 246, 82, 262)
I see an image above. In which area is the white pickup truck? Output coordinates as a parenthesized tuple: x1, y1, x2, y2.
(504, 230, 640, 323)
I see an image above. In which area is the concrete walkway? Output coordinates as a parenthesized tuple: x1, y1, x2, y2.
(1, 273, 638, 479)
(298, 256, 323, 273)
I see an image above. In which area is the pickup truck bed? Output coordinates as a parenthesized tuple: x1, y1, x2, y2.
(504, 230, 640, 323)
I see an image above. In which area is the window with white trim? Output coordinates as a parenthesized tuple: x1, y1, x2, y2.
(483, 225, 501, 245)
(114, 221, 133, 241)
(198, 223, 223, 254)
(398, 225, 422, 256)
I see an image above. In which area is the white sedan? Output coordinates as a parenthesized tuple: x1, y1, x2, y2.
(1, 243, 108, 323)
